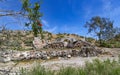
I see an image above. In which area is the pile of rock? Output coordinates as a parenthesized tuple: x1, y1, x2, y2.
(0, 47, 103, 62)
(33, 37, 91, 49)
(79, 46, 102, 57)
(43, 39, 94, 49)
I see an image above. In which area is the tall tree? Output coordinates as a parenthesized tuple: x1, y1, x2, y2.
(85, 16, 115, 45)
(21, 0, 43, 38)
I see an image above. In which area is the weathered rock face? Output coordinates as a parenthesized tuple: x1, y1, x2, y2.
(43, 40, 92, 49)
(79, 46, 102, 57)
(0, 37, 104, 62)
(43, 42, 64, 49)
(32, 36, 95, 50)
(0, 47, 103, 62)
(33, 37, 46, 49)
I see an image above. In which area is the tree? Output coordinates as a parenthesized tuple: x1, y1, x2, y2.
(114, 27, 120, 41)
(85, 16, 115, 45)
(101, 22, 116, 40)
(0, 0, 43, 38)
(21, 0, 43, 38)
(115, 27, 120, 35)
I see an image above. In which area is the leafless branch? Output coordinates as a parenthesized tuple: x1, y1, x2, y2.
(0, 9, 28, 18)
(0, 9, 14, 12)
(0, 12, 22, 16)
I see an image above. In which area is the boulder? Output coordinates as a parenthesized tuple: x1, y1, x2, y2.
(33, 37, 46, 49)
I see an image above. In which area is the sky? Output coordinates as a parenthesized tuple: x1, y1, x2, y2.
(0, 0, 120, 37)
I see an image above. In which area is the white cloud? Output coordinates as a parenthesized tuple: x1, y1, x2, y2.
(41, 19, 49, 27)
(45, 26, 57, 33)
(102, 0, 113, 11)
(101, 0, 120, 17)
(41, 19, 58, 33)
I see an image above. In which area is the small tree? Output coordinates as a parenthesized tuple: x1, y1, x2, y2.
(21, 0, 43, 38)
(85, 16, 115, 45)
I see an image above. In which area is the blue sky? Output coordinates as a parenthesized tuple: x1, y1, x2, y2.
(0, 0, 120, 37)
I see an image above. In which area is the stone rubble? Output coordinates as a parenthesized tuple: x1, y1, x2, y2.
(0, 38, 104, 62)
(0, 46, 102, 63)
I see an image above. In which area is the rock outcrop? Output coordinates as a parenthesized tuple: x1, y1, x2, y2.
(43, 40, 92, 49)
(33, 37, 46, 49)
(0, 46, 103, 62)
(0, 37, 103, 62)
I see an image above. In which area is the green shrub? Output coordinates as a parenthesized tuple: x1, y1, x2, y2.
(21, 59, 120, 75)
(100, 42, 111, 48)
(57, 67, 78, 75)
(21, 65, 54, 75)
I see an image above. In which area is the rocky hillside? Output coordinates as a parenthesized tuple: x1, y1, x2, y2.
(0, 30, 87, 50)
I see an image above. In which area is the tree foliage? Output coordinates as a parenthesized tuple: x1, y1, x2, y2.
(21, 0, 43, 38)
(113, 27, 120, 41)
(115, 27, 120, 35)
(85, 16, 115, 45)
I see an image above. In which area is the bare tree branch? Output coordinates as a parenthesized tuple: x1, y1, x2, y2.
(0, 9, 28, 17)
(0, 9, 14, 12)
(0, 12, 22, 16)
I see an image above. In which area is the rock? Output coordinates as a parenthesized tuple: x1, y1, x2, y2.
(58, 57, 62, 60)
(67, 55, 71, 58)
(79, 46, 102, 57)
(47, 56, 50, 60)
(0, 45, 103, 62)
(72, 50, 79, 56)
(41, 54, 48, 60)
(67, 42, 74, 48)
(50, 51, 57, 57)
(63, 42, 68, 47)
(0, 56, 11, 63)
(21, 52, 28, 57)
(34, 53, 41, 59)
(33, 37, 46, 49)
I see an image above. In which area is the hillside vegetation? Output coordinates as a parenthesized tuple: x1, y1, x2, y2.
(0, 30, 85, 50)
(0, 29, 120, 51)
